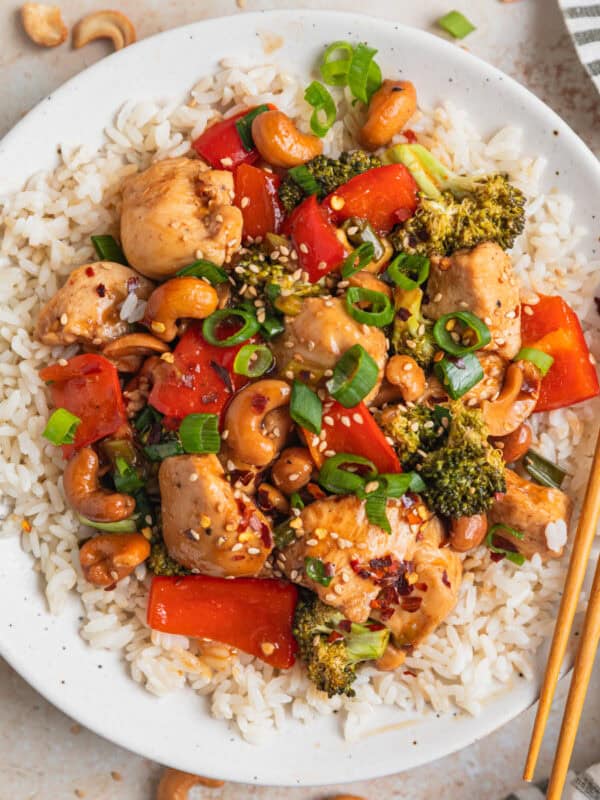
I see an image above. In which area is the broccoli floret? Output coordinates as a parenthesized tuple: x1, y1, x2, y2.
(387, 144, 525, 255)
(293, 592, 389, 697)
(380, 404, 447, 469)
(278, 150, 382, 213)
(148, 539, 189, 576)
(391, 286, 437, 370)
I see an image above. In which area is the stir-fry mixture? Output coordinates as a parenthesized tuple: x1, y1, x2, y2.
(35, 43, 599, 698)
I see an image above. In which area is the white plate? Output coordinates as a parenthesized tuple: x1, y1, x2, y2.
(0, 9, 598, 787)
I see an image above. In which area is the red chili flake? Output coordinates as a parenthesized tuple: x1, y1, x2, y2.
(324, 561, 335, 577)
(201, 392, 219, 405)
(379, 607, 395, 621)
(415, 582, 428, 592)
(256, 489, 273, 512)
(441, 570, 451, 589)
(230, 470, 254, 487)
(248, 513, 263, 532)
(251, 394, 268, 413)
(494, 491, 506, 501)
(85, 266, 95, 277)
(209, 360, 234, 393)
(95, 283, 106, 297)
(401, 596, 423, 613)
(126, 276, 140, 293)
(403, 669, 417, 677)
(369, 555, 393, 572)
(404, 129, 418, 143)
(337, 619, 352, 633)
(396, 307, 411, 322)
(490, 552, 505, 563)
(367, 622, 386, 632)
(328, 631, 344, 643)
(232, 555, 245, 561)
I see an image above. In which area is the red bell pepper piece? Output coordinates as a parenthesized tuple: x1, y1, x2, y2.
(305, 400, 401, 474)
(148, 321, 252, 421)
(521, 294, 599, 412)
(192, 109, 260, 171)
(323, 164, 418, 234)
(147, 575, 298, 669)
(287, 195, 347, 282)
(234, 163, 284, 241)
(39, 354, 127, 458)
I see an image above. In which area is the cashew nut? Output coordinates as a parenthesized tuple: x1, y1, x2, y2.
(64, 447, 135, 522)
(490, 422, 532, 464)
(72, 10, 136, 51)
(79, 533, 150, 587)
(143, 277, 218, 342)
(375, 641, 407, 671)
(21, 3, 67, 47)
(102, 333, 169, 372)
(271, 447, 314, 495)
(251, 110, 323, 168)
(224, 380, 291, 467)
(481, 360, 541, 437)
(360, 79, 417, 151)
(156, 769, 224, 800)
(385, 354, 426, 403)
(449, 513, 488, 553)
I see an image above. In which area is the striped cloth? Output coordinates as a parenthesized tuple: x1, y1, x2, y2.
(558, 0, 600, 91)
(502, 764, 600, 799)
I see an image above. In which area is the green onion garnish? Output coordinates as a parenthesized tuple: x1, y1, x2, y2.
(341, 242, 375, 279)
(287, 165, 320, 196)
(290, 380, 322, 435)
(176, 259, 229, 285)
(433, 311, 491, 357)
(304, 81, 337, 138)
(273, 519, 297, 550)
(143, 440, 185, 462)
(379, 471, 426, 497)
(78, 514, 137, 533)
(348, 42, 382, 104)
(345, 287, 394, 328)
(515, 347, 554, 377)
(42, 408, 81, 446)
(179, 413, 220, 454)
(202, 308, 260, 347)
(91, 234, 127, 265)
(387, 253, 430, 290)
(437, 10, 476, 39)
(134, 405, 162, 432)
(113, 457, 145, 494)
(233, 344, 274, 378)
(486, 524, 525, 566)
(260, 314, 285, 340)
(523, 450, 567, 489)
(343, 218, 384, 262)
(326, 344, 379, 407)
(235, 104, 270, 151)
(290, 492, 305, 511)
(320, 40, 355, 85)
(318, 453, 377, 494)
(433, 352, 484, 399)
(364, 488, 391, 534)
(304, 556, 333, 587)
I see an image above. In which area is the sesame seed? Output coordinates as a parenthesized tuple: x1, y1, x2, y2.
(324, 450, 336, 457)
(240, 196, 250, 208)
(299, 243, 309, 253)
(220, 156, 233, 167)
(403, 362, 413, 372)
(318, 440, 328, 452)
(341, 416, 351, 427)
(226, 459, 236, 471)
(151, 321, 166, 333)
(334, 584, 344, 595)
(352, 413, 364, 424)
(365, 480, 380, 493)
(325, 593, 336, 602)
(433, 293, 443, 302)
(58, 358, 68, 366)
(247, 547, 261, 555)
(290, 569, 299, 580)
(200, 515, 211, 528)
(59, 313, 68, 325)
(260, 642, 275, 656)
(330, 195, 345, 211)
(231, 543, 243, 552)
(160, 352, 174, 363)
(317, 261, 327, 271)
(189, 473, 199, 482)
(505, 310, 516, 319)
(524, 305, 534, 316)
(306, 538, 318, 546)
(290, 518, 302, 529)
(324, 415, 334, 426)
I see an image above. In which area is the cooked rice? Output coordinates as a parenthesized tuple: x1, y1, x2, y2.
(1, 60, 598, 743)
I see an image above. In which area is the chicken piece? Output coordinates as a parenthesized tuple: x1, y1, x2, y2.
(489, 468, 572, 560)
(120, 156, 243, 280)
(280, 494, 461, 633)
(159, 454, 272, 577)
(271, 297, 387, 404)
(35, 261, 153, 347)
(423, 241, 521, 360)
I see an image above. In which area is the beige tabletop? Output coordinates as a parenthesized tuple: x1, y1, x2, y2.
(1, 1, 599, 798)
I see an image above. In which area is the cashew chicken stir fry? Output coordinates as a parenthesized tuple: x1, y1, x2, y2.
(36, 44, 598, 697)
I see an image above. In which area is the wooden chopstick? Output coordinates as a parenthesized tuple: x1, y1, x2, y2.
(546, 552, 600, 800)
(523, 427, 600, 782)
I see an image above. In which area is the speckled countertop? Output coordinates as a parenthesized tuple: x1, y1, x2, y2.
(1, 1, 599, 798)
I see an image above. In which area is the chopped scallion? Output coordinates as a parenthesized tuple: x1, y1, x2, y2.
(515, 346, 554, 377)
(235, 104, 270, 151)
(233, 344, 274, 378)
(437, 10, 476, 39)
(364, 488, 391, 534)
(290, 381, 322, 435)
(78, 514, 137, 533)
(486, 525, 525, 566)
(326, 344, 379, 407)
(348, 42, 381, 103)
(91, 234, 127, 265)
(433, 311, 491, 356)
(387, 253, 430, 291)
(287, 165, 320, 196)
(179, 413, 220, 454)
(345, 287, 394, 327)
(304, 556, 333, 587)
(341, 242, 375, 279)
(176, 259, 229, 285)
(304, 81, 337, 138)
(202, 308, 260, 347)
(320, 40, 355, 85)
(318, 453, 377, 494)
(523, 450, 567, 489)
(42, 408, 81, 446)
(433, 352, 484, 399)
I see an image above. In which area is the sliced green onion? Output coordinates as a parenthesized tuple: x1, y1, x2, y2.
(320, 40, 354, 85)
(143, 440, 184, 462)
(515, 347, 554, 377)
(343, 218, 384, 261)
(113, 457, 145, 494)
(235, 104, 270, 151)
(433, 311, 491, 356)
(176, 259, 228, 285)
(78, 514, 137, 533)
(387, 253, 430, 290)
(432, 404, 452, 430)
(260, 314, 285, 340)
(341, 242, 375, 279)
(380, 471, 426, 497)
(326, 344, 379, 407)
(364, 488, 391, 534)
(42, 408, 81, 446)
(287, 165, 320, 196)
(290, 381, 322, 435)
(523, 450, 567, 489)
(433, 353, 484, 400)
(486, 525, 525, 566)
(202, 308, 260, 347)
(304, 81, 337, 138)
(348, 43, 381, 103)
(134, 405, 162, 432)
(318, 453, 377, 494)
(273, 519, 296, 550)
(305, 556, 333, 587)
(91, 234, 127, 265)
(437, 10, 476, 39)
(179, 413, 220, 454)
(290, 492, 305, 510)
(345, 287, 394, 327)
(233, 344, 274, 377)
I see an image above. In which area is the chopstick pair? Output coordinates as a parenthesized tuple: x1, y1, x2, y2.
(524, 428, 600, 800)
